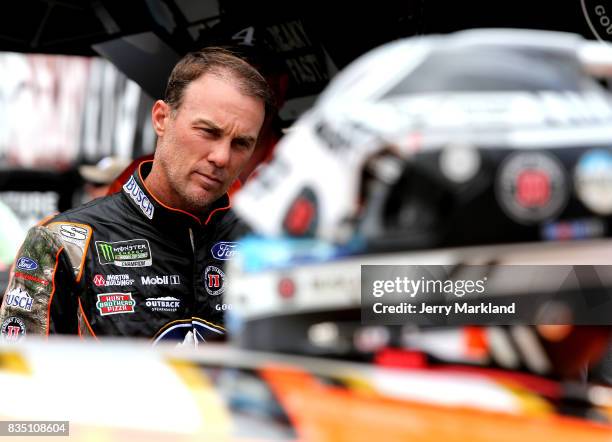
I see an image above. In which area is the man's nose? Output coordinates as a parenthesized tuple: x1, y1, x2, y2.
(208, 139, 231, 168)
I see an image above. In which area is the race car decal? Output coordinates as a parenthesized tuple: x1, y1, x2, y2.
(495, 152, 568, 224)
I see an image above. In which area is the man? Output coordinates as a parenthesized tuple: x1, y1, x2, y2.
(0, 47, 271, 344)
(106, 23, 290, 195)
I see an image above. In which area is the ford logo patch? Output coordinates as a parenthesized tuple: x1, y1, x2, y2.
(211, 242, 239, 260)
(16, 257, 38, 271)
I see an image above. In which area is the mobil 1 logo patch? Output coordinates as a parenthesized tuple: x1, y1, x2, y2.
(496, 152, 568, 224)
(96, 239, 152, 267)
(211, 241, 239, 261)
(203, 265, 225, 296)
(1, 316, 26, 342)
(141, 275, 180, 286)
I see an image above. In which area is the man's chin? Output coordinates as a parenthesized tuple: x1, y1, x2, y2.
(187, 188, 222, 210)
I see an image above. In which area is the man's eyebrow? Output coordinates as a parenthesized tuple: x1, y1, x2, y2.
(194, 118, 256, 145)
(193, 118, 222, 132)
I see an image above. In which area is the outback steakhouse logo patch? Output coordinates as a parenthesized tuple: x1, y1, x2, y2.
(96, 293, 136, 316)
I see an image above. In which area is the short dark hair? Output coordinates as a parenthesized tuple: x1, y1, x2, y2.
(164, 46, 274, 115)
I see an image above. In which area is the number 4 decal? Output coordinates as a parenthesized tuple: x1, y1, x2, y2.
(232, 26, 256, 46)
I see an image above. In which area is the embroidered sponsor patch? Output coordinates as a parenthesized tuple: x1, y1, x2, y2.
(203, 265, 225, 296)
(16, 257, 38, 271)
(59, 224, 88, 246)
(123, 175, 154, 219)
(93, 274, 135, 287)
(15, 272, 48, 286)
(145, 297, 180, 313)
(4, 288, 33, 312)
(210, 242, 239, 260)
(96, 239, 152, 267)
(141, 275, 180, 286)
(1, 316, 26, 342)
(96, 293, 136, 316)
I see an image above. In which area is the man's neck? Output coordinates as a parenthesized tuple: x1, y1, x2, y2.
(144, 163, 215, 218)
(144, 163, 182, 210)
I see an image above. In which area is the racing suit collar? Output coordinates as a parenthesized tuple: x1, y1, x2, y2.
(121, 160, 231, 226)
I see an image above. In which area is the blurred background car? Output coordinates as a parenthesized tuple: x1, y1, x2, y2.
(0, 338, 609, 441)
(229, 27, 612, 391)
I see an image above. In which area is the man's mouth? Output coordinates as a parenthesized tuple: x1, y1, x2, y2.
(195, 171, 223, 187)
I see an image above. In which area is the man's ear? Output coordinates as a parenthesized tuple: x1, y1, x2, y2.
(152, 100, 171, 137)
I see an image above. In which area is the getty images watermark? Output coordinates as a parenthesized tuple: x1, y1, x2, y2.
(361, 265, 612, 325)
(582, 1, 612, 43)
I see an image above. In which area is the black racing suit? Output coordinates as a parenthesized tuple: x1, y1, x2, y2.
(0, 161, 244, 344)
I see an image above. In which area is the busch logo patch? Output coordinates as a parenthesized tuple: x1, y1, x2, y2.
(203, 265, 225, 296)
(96, 239, 152, 267)
(4, 288, 33, 312)
(211, 242, 239, 260)
(96, 293, 136, 316)
(1, 316, 26, 342)
(16, 257, 38, 271)
(123, 176, 154, 219)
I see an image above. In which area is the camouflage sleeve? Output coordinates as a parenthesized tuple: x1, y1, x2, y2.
(0, 224, 78, 340)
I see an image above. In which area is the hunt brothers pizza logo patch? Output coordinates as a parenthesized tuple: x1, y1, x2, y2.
(96, 293, 136, 316)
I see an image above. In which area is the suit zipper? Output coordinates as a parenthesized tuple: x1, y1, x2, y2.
(188, 228, 195, 253)
(188, 227, 198, 348)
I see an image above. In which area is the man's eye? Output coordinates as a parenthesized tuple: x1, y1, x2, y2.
(234, 140, 252, 150)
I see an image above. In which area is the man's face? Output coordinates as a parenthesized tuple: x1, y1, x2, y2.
(152, 72, 265, 213)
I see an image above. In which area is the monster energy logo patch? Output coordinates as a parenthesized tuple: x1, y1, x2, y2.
(96, 239, 152, 267)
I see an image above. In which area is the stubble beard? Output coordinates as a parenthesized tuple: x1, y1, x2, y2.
(157, 146, 217, 215)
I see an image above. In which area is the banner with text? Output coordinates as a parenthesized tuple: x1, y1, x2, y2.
(361, 265, 612, 325)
